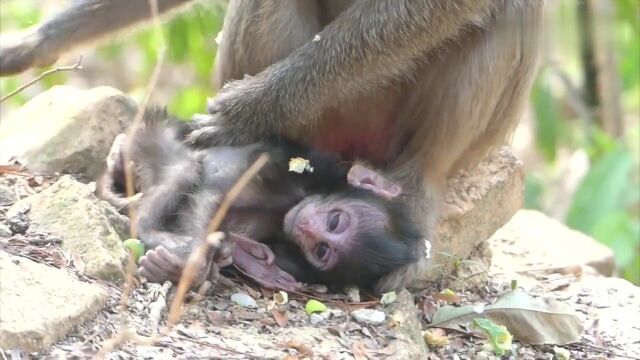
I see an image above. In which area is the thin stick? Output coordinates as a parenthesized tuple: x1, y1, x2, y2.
(121, 0, 167, 239)
(166, 153, 270, 326)
(97, 1, 166, 358)
(0, 56, 83, 104)
(206, 153, 270, 234)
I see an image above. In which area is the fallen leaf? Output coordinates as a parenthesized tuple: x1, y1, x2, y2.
(305, 299, 327, 314)
(434, 288, 461, 303)
(274, 291, 288, 305)
(473, 318, 513, 356)
(327, 327, 342, 337)
(388, 314, 403, 328)
(271, 309, 289, 327)
(351, 340, 370, 360)
(429, 290, 583, 345)
(285, 340, 313, 357)
(289, 157, 314, 173)
(424, 328, 449, 347)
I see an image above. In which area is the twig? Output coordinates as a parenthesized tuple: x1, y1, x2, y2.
(147, 281, 173, 330)
(122, 0, 167, 239)
(0, 56, 83, 104)
(171, 334, 262, 359)
(97, 0, 166, 357)
(96, 328, 156, 359)
(206, 154, 270, 234)
(167, 154, 270, 326)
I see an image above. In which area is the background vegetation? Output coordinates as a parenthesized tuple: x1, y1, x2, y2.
(1, 0, 638, 283)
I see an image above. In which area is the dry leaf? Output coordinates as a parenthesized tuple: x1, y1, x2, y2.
(271, 309, 289, 327)
(429, 290, 583, 345)
(434, 288, 461, 303)
(424, 328, 449, 347)
(285, 340, 313, 357)
(351, 340, 370, 360)
(289, 157, 314, 173)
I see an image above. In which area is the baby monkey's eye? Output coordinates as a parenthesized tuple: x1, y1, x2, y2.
(327, 211, 341, 232)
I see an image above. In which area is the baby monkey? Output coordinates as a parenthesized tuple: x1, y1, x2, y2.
(97, 108, 422, 293)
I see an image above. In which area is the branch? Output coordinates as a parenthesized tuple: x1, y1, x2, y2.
(0, 56, 83, 104)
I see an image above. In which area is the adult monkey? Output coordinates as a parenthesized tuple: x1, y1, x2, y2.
(0, 1, 543, 291)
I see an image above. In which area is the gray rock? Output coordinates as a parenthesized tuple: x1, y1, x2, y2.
(7, 176, 129, 281)
(230, 293, 257, 308)
(345, 286, 360, 303)
(0, 85, 137, 178)
(434, 147, 524, 275)
(0, 184, 17, 205)
(0, 224, 11, 238)
(489, 209, 616, 279)
(6, 211, 30, 235)
(386, 289, 429, 359)
(309, 313, 325, 325)
(0, 251, 107, 352)
(351, 308, 386, 325)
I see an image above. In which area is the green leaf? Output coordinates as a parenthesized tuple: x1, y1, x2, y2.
(305, 299, 326, 315)
(123, 238, 145, 263)
(472, 318, 513, 356)
(168, 87, 209, 119)
(566, 146, 633, 233)
(531, 75, 559, 161)
(591, 212, 640, 268)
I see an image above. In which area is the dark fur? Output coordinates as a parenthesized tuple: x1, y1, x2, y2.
(99, 108, 421, 291)
(1, 0, 543, 291)
(273, 188, 421, 289)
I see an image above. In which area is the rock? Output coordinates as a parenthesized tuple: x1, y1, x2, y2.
(7, 176, 129, 281)
(351, 309, 386, 325)
(0, 224, 11, 238)
(345, 286, 360, 303)
(489, 209, 616, 279)
(308, 284, 328, 293)
(433, 147, 524, 275)
(0, 85, 137, 178)
(573, 276, 640, 358)
(0, 251, 107, 352)
(6, 210, 30, 235)
(386, 289, 429, 359)
(230, 293, 257, 308)
(309, 313, 325, 325)
(0, 184, 17, 205)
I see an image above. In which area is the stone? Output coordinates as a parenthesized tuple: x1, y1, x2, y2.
(351, 309, 386, 325)
(0, 184, 17, 205)
(432, 147, 524, 274)
(6, 210, 30, 235)
(0, 251, 107, 352)
(488, 209, 616, 279)
(345, 286, 360, 303)
(386, 289, 429, 359)
(0, 224, 11, 238)
(309, 313, 325, 325)
(0, 85, 137, 179)
(7, 176, 129, 281)
(230, 293, 257, 309)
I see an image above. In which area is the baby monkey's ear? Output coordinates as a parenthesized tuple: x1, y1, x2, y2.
(347, 164, 402, 201)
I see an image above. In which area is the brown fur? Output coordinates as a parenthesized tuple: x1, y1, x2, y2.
(0, 0, 543, 292)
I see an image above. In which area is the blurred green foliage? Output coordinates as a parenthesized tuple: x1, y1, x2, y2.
(1, 1, 638, 283)
(527, 0, 639, 283)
